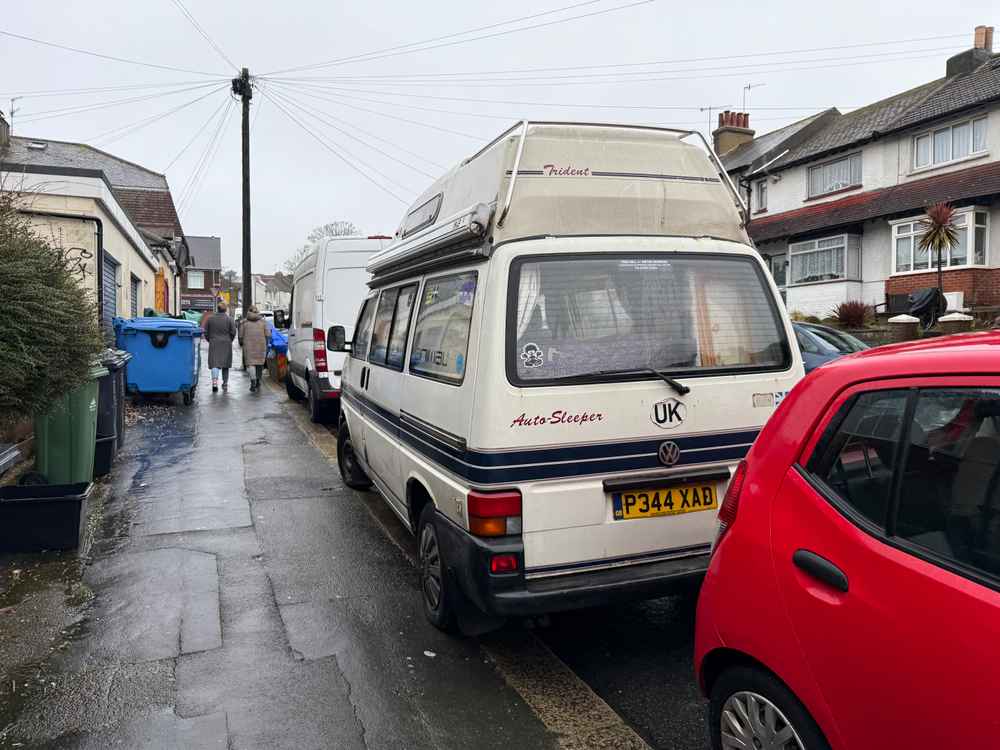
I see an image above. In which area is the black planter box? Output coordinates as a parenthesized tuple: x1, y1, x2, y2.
(0, 482, 92, 552)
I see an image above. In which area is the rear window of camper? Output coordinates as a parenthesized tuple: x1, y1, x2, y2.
(409, 271, 478, 384)
(507, 254, 789, 385)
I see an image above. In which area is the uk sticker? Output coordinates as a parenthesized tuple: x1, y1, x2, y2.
(520, 343, 544, 368)
(753, 393, 775, 408)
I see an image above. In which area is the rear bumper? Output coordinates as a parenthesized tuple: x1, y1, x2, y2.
(434, 511, 708, 617)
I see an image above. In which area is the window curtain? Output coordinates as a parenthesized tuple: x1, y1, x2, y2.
(516, 264, 541, 338)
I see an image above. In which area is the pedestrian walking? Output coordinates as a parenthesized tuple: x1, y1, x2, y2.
(241, 306, 269, 392)
(203, 301, 237, 392)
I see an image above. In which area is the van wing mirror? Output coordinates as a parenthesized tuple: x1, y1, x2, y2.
(274, 309, 287, 328)
(327, 325, 349, 352)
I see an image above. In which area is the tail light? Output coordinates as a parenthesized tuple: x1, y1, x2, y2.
(713, 460, 747, 551)
(490, 554, 519, 574)
(468, 489, 521, 537)
(312, 328, 328, 372)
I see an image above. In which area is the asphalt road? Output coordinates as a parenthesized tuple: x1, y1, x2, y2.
(318, 418, 711, 750)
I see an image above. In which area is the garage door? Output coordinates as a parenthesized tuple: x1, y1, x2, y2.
(102, 252, 119, 329)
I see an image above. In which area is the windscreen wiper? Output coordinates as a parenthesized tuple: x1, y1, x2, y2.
(644, 368, 690, 396)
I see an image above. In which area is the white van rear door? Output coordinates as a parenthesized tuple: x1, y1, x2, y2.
(476, 247, 800, 577)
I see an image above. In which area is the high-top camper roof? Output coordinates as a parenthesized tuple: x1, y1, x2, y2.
(367, 121, 748, 283)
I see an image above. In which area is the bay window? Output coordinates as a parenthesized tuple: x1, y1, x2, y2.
(789, 234, 860, 285)
(913, 116, 988, 169)
(892, 208, 989, 273)
(807, 153, 862, 198)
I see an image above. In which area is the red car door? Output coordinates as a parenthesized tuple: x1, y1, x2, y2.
(771, 378, 1000, 749)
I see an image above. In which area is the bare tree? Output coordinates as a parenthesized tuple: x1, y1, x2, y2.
(283, 220, 360, 274)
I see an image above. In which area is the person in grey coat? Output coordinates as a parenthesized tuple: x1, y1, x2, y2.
(203, 301, 237, 392)
(240, 306, 269, 392)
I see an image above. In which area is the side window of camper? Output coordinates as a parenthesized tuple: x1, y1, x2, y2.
(368, 288, 399, 366)
(386, 284, 418, 371)
(409, 271, 477, 385)
(352, 297, 378, 360)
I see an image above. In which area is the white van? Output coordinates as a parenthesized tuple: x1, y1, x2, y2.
(285, 235, 392, 421)
(331, 122, 803, 632)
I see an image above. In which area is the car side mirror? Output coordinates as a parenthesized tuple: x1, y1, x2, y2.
(327, 325, 349, 352)
(274, 310, 287, 328)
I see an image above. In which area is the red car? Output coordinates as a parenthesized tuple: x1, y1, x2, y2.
(695, 332, 1000, 750)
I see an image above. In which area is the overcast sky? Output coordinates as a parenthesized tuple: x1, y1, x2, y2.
(2, 1, 996, 272)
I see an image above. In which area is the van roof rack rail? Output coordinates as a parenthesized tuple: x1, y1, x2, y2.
(367, 202, 493, 286)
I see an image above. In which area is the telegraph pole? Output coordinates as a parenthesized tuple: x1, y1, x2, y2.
(232, 68, 253, 314)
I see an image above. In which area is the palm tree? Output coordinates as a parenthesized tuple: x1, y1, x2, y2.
(918, 202, 958, 326)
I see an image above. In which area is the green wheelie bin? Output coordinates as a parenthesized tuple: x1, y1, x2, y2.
(34, 363, 108, 484)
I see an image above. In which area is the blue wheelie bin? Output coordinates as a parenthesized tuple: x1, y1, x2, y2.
(117, 318, 202, 405)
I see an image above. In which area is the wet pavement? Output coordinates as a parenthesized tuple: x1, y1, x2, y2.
(1, 343, 711, 749)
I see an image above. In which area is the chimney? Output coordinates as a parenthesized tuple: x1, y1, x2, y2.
(946, 25, 994, 76)
(0, 110, 9, 152)
(712, 110, 755, 155)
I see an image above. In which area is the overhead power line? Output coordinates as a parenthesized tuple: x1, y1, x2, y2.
(178, 97, 235, 215)
(89, 84, 228, 145)
(270, 31, 969, 82)
(269, 81, 807, 130)
(259, 87, 409, 203)
(164, 96, 231, 171)
(17, 81, 224, 124)
(0, 28, 228, 77)
(264, 87, 419, 193)
(169, 0, 240, 72)
(265, 45, 961, 88)
(264, 0, 655, 76)
(0, 79, 230, 99)
(264, 87, 439, 177)
(271, 47, 953, 111)
(263, 81, 486, 139)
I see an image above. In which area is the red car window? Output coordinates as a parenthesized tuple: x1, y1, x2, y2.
(807, 390, 909, 528)
(895, 388, 1000, 580)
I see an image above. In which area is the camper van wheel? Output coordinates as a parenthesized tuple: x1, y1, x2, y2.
(285, 375, 305, 402)
(182, 391, 192, 406)
(337, 422, 372, 490)
(417, 505, 459, 633)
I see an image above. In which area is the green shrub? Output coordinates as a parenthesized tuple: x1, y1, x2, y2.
(0, 190, 104, 427)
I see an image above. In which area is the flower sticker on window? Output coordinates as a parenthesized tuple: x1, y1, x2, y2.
(520, 343, 544, 368)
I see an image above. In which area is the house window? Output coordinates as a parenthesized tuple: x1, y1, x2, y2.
(789, 234, 860, 285)
(913, 116, 988, 169)
(754, 179, 767, 212)
(807, 153, 862, 198)
(892, 208, 990, 274)
(188, 270, 205, 289)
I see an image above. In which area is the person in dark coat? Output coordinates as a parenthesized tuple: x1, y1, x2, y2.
(240, 306, 269, 392)
(203, 301, 237, 392)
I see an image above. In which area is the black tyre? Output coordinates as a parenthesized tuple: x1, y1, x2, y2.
(307, 381, 329, 424)
(417, 504, 460, 633)
(286, 374, 305, 401)
(709, 666, 831, 750)
(337, 420, 372, 490)
(182, 391, 192, 405)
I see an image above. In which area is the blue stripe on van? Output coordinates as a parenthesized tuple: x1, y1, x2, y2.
(342, 386, 757, 485)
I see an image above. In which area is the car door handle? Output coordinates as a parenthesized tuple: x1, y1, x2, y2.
(793, 549, 849, 593)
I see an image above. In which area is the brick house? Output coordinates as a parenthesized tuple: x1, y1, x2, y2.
(181, 235, 223, 312)
(720, 25, 1000, 316)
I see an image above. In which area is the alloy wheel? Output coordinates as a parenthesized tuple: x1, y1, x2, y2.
(721, 691, 805, 750)
(419, 524, 443, 611)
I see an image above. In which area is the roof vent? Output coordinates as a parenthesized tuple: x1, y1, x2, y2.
(27, 141, 47, 150)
